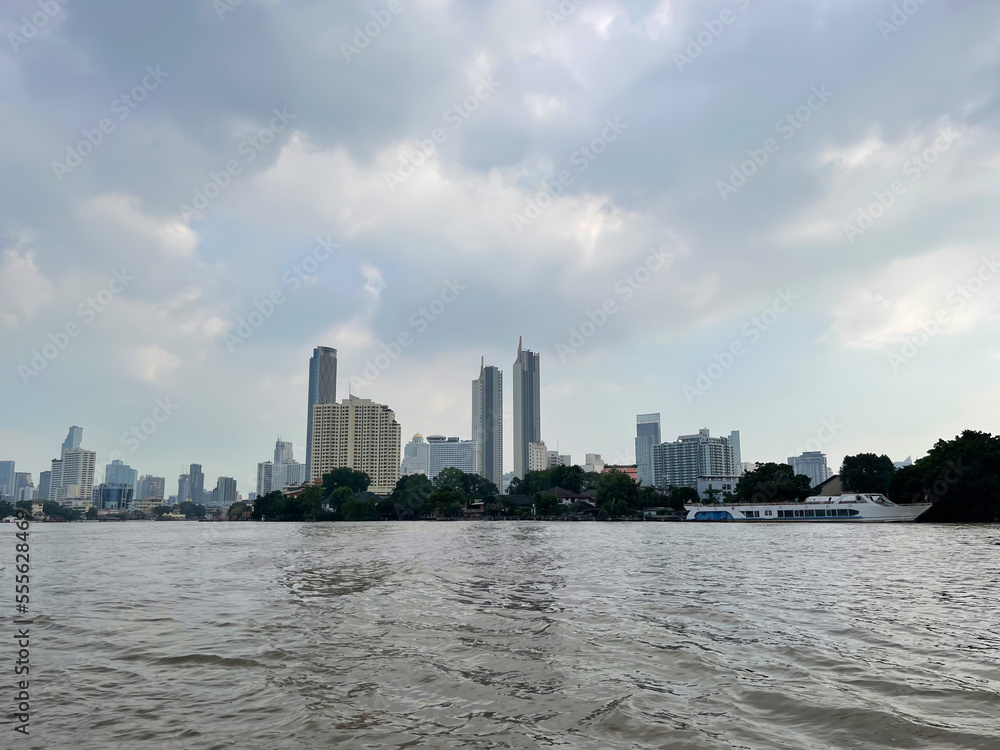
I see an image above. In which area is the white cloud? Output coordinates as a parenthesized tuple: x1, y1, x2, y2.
(0, 251, 55, 329)
(129, 344, 182, 383)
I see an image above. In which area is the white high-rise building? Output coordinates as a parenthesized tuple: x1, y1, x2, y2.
(311, 396, 401, 494)
(652, 428, 739, 488)
(528, 442, 549, 473)
(472, 359, 503, 488)
(212, 477, 238, 507)
(257, 438, 307, 495)
(788, 451, 833, 489)
(581, 453, 605, 474)
(427, 435, 477, 479)
(547, 451, 571, 467)
(49, 427, 96, 504)
(401, 434, 431, 476)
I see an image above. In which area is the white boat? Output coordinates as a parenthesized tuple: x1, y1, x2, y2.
(684, 493, 932, 522)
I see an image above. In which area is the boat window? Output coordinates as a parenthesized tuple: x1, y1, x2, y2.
(837, 509, 850, 517)
(814, 509, 826, 517)
(804, 510, 815, 517)
(794, 510, 804, 517)
(849, 509, 860, 516)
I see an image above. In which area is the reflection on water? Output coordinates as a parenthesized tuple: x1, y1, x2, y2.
(4, 521, 1000, 749)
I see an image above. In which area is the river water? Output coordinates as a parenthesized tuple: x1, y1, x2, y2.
(3, 521, 999, 749)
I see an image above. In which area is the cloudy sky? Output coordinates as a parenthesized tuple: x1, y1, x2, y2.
(1, 0, 997, 495)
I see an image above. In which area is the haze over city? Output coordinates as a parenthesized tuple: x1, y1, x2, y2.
(1, 0, 997, 490)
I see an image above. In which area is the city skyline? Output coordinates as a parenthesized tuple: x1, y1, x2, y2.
(1, 2, 996, 491)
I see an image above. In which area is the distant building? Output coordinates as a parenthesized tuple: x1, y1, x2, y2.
(635, 413, 661, 487)
(472, 359, 503, 487)
(37, 471, 51, 502)
(306, 346, 338, 482)
(96, 483, 134, 511)
(787, 451, 833, 488)
(213, 477, 237, 507)
(528, 442, 549, 473)
(427, 435, 477, 479)
(0, 461, 14, 500)
(547, 451, 571, 468)
(512, 338, 541, 480)
(603, 465, 638, 482)
(137, 475, 165, 501)
(401, 434, 431, 476)
(13, 473, 34, 504)
(49, 427, 96, 503)
(652, 428, 740, 488)
(311, 396, 401, 494)
(581, 453, 605, 474)
(105, 460, 138, 492)
(741, 462, 758, 475)
(893, 456, 913, 469)
(258, 438, 307, 495)
(177, 474, 191, 504)
(501, 471, 514, 494)
(696, 475, 741, 501)
(189, 464, 205, 505)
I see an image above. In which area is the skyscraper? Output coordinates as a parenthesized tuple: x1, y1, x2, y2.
(62, 426, 83, 453)
(788, 451, 832, 488)
(401, 434, 431, 476)
(177, 474, 190, 504)
(635, 413, 661, 487)
(189, 464, 205, 505)
(137, 476, 165, 501)
(472, 358, 503, 487)
(306, 346, 338, 481)
(49, 427, 96, 503)
(512, 338, 541, 480)
(105, 459, 138, 492)
(652, 428, 739, 488)
(274, 439, 294, 464)
(212, 477, 237, 507)
(0, 461, 14, 500)
(426, 435, 478, 479)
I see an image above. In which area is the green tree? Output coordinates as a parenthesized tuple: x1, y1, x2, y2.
(326, 486, 355, 516)
(227, 502, 247, 520)
(427, 485, 465, 517)
(534, 492, 562, 516)
(668, 486, 700, 511)
(0, 500, 17, 518)
(284, 485, 324, 521)
(389, 474, 434, 520)
(42, 501, 82, 521)
(841, 453, 896, 494)
(177, 501, 207, 519)
(152, 505, 172, 518)
(322, 468, 371, 496)
(86, 506, 99, 520)
(251, 491, 285, 521)
(887, 430, 1000, 522)
(343, 497, 378, 521)
(733, 463, 811, 503)
(595, 469, 638, 513)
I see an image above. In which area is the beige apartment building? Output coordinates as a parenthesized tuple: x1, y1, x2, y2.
(310, 396, 401, 494)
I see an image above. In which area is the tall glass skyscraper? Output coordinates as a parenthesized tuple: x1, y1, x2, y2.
(306, 346, 338, 481)
(472, 358, 503, 488)
(512, 338, 541, 480)
(635, 413, 661, 487)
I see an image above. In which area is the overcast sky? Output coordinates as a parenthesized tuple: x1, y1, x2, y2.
(1, 0, 997, 495)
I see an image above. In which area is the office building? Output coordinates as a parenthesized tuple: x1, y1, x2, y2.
(306, 346, 338, 481)
(788, 451, 833, 488)
(0, 461, 14, 500)
(310, 396, 401, 494)
(512, 337, 541, 480)
(472, 359, 503, 487)
(137, 475, 165, 501)
(426, 435, 477, 479)
(548, 451, 571, 468)
(49, 427, 96, 503)
(105, 460, 138, 492)
(635, 413, 661, 487)
(13, 473, 33, 504)
(528, 441, 549, 473)
(652, 428, 740, 488)
(257, 439, 307, 495)
(401, 434, 431, 476)
(581, 453, 605, 474)
(177, 474, 191, 504)
(96, 483, 134, 512)
(36, 471, 50, 501)
(189, 464, 205, 505)
(212, 477, 238, 507)
(696, 476, 742, 501)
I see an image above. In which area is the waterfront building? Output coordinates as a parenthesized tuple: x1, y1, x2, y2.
(49, 427, 96, 503)
(472, 359, 503, 487)
(528, 442, 549, 473)
(787, 451, 833, 488)
(306, 346, 338, 481)
(310, 396, 401, 494)
(696, 475, 742, 501)
(635, 413, 661, 487)
(652, 428, 740, 488)
(0, 461, 14, 500)
(213, 477, 237, 507)
(401, 434, 431, 476)
(137, 475, 165, 501)
(105, 460, 138, 492)
(512, 337, 541, 480)
(427, 435, 478, 479)
(96, 483, 134, 511)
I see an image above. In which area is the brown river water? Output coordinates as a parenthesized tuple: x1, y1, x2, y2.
(2, 521, 999, 749)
